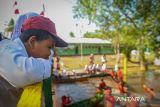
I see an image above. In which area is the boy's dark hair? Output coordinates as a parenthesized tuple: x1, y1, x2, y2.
(20, 29, 54, 43)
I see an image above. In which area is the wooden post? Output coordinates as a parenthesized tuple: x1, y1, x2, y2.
(123, 56, 127, 82)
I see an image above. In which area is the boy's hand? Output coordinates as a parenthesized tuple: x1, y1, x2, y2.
(48, 50, 54, 64)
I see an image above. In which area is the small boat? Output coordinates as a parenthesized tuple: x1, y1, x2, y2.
(52, 73, 108, 83)
(53, 76, 88, 83)
(66, 93, 104, 107)
(89, 73, 108, 78)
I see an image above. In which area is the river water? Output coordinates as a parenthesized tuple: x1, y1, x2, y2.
(53, 76, 119, 107)
(54, 71, 160, 107)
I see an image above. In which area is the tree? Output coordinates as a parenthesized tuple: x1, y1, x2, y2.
(5, 18, 15, 38)
(73, 0, 160, 71)
(5, 18, 14, 32)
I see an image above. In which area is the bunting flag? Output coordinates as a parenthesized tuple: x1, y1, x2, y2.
(14, 8, 19, 14)
(13, 1, 20, 15)
(40, 4, 45, 16)
(40, 11, 44, 16)
(13, 1, 17, 7)
(43, 4, 45, 12)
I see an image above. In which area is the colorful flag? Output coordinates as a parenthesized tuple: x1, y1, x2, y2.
(43, 4, 45, 12)
(40, 4, 45, 16)
(40, 11, 44, 16)
(14, 8, 19, 14)
(13, 1, 17, 7)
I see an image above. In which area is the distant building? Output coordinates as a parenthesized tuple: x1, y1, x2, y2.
(56, 38, 113, 56)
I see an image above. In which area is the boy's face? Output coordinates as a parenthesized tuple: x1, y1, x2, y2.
(27, 36, 54, 59)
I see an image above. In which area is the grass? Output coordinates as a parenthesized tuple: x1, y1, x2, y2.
(54, 54, 158, 73)
(55, 54, 119, 71)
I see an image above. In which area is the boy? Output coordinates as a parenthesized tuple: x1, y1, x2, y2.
(0, 16, 67, 106)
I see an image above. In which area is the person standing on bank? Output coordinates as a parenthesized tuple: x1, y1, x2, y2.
(0, 16, 68, 107)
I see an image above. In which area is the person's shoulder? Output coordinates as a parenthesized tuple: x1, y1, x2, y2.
(0, 39, 22, 54)
(0, 39, 15, 49)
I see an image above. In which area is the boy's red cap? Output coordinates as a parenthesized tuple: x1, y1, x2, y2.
(22, 16, 68, 47)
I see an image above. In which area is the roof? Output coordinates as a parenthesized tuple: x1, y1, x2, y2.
(65, 37, 111, 44)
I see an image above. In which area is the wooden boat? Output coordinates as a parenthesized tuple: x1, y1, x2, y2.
(89, 73, 108, 78)
(52, 73, 108, 83)
(53, 76, 88, 83)
(66, 93, 104, 107)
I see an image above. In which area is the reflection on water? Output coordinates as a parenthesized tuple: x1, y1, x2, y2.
(55, 81, 96, 107)
(145, 71, 155, 81)
(54, 71, 160, 107)
(141, 71, 159, 91)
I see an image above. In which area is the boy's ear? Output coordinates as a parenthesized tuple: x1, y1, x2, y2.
(28, 36, 37, 49)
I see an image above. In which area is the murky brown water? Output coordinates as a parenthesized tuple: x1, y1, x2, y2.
(54, 81, 96, 107)
(54, 71, 160, 107)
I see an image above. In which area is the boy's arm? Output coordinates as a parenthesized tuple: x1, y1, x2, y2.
(0, 40, 53, 87)
(12, 51, 53, 87)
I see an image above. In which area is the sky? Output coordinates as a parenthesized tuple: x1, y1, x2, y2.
(0, 0, 97, 40)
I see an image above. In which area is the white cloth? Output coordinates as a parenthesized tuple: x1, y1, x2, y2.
(96, 64, 101, 70)
(101, 56, 106, 63)
(0, 38, 52, 88)
(54, 70, 59, 76)
(101, 63, 106, 71)
(88, 64, 95, 70)
(154, 58, 160, 66)
(62, 70, 67, 77)
(114, 64, 118, 72)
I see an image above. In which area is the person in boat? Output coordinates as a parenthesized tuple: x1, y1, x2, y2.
(0, 15, 68, 107)
(88, 61, 96, 74)
(89, 54, 94, 64)
(89, 54, 96, 73)
(99, 78, 106, 90)
(114, 63, 119, 72)
(53, 70, 60, 80)
(108, 69, 117, 80)
(62, 69, 68, 79)
(99, 54, 107, 72)
(101, 54, 107, 64)
(56, 56, 61, 70)
(84, 61, 96, 74)
(53, 56, 61, 79)
(84, 54, 96, 74)
(71, 69, 77, 78)
(118, 80, 128, 95)
(104, 89, 115, 107)
(101, 61, 107, 72)
(95, 64, 101, 73)
(126, 92, 140, 107)
(116, 67, 123, 82)
(84, 64, 88, 73)
(142, 84, 156, 102)
(99, 78, 110, 90)
(61, 95, 72, 107)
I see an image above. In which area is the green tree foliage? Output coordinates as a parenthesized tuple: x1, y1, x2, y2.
(5, 18, 14, 32)
(73, 0, 160, 70)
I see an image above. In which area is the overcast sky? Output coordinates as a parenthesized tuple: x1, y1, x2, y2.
(0, 0, 97, 40)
